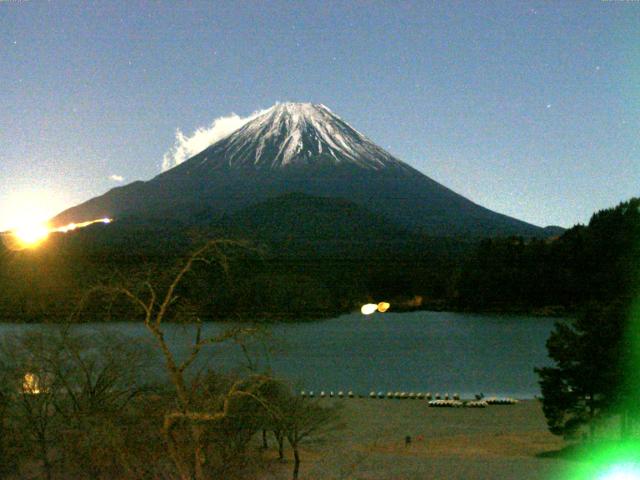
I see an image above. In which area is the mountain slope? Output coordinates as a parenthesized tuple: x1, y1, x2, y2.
(52, 102, 547, 237)
(221, 192, 408, 241)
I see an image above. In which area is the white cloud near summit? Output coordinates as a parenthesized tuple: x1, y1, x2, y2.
(161, 108, 270, 172)
(109, 174, 124, 182)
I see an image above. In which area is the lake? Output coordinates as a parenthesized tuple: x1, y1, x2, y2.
(0, 311, 560, 399)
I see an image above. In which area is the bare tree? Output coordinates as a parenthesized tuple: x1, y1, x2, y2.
(0, 327, 155, 480)
(0, 362, 13, 478)
(1, 331, 64, 480)
(257, 383, 341, 480)
(101, 239, 268, 480)
(283, 397, 341, 480)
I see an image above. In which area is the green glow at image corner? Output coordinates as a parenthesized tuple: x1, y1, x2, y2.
(566, 442, 640, 480)
(567, 208, 640, 480)
(598, 464, 640, 480)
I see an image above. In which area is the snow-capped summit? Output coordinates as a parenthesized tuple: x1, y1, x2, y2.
(181, 102, 410, 171)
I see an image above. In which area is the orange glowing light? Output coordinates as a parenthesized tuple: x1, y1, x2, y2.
(12, 222, 50, 248)
(377, 302, 391, 313)
(2, 217, 113, 251)
(23, 372, 43, 394)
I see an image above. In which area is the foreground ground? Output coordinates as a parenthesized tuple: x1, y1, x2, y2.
(263, 399, 572, 480)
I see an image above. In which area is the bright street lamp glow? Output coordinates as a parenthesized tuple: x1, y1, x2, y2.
(360, 303, 378, 315)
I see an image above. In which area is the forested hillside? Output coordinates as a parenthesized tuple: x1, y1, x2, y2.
(0, 197, 637, 322)
(455, 198, 640, 313)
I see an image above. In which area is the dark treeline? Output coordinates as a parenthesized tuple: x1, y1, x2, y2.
(0, 194, 468, 322)
(532, 200, 640, 445)
(0, 196, 637, 322)
(455, 197, 640, 314)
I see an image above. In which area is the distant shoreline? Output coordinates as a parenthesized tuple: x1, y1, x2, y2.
(0, 305, 571, 324)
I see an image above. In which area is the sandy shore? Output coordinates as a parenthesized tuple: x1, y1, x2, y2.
(265, 399, 572, 480)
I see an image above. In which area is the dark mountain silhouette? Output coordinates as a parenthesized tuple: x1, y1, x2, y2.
(51, 102, 552, 237)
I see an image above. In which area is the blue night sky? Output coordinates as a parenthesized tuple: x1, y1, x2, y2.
(1, 1, 638, 231)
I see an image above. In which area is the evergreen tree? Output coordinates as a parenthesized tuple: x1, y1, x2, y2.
(536, 302, 628, 439)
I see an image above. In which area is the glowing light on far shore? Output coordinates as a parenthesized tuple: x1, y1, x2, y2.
(361, 301, 392, 315)
(377, 302, 391, 313)
(360, 303, 378, 315)
(54, 217, 112, 233)
(3, 217, 113, 251)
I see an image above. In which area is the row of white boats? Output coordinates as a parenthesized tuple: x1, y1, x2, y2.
(299, 390, 519, 407)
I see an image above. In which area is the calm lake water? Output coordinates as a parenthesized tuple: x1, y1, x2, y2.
(0, 311, 560, 399)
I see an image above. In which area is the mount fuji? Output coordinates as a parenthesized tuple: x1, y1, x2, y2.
(52, 102, 548, 237)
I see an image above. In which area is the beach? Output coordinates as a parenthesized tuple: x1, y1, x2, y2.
(265, 399, 571, 479)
